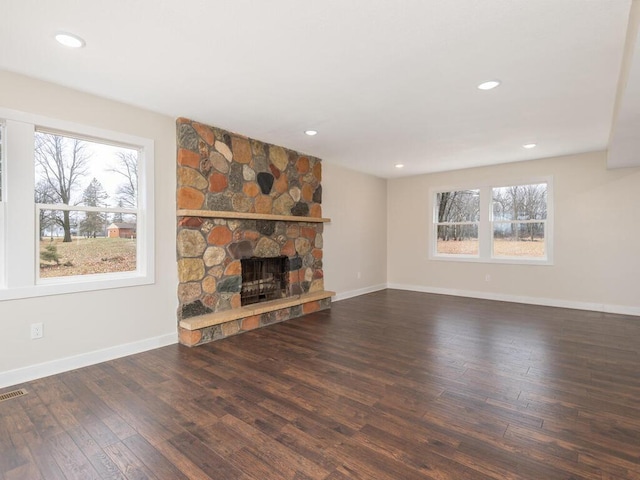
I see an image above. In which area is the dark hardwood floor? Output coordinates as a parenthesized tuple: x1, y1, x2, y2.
(1, 289, 640, 479)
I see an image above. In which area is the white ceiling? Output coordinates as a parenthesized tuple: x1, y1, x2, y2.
(0, 0, 636, 178)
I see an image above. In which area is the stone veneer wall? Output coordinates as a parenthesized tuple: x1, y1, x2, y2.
(176, 118, 329, 346)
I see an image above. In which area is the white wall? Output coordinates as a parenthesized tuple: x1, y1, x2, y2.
(0, 71, 178, 387)
(323, 162, 387, 300)
(387, 151, 640, 315)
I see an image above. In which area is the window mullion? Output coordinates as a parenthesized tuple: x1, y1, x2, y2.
(478, 186, 491, 259)
(5, 119, 36, 288)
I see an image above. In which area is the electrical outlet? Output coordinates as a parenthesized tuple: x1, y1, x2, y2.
(357, 272, 361, 279)
(485, 274, 491, 282)
(30, 323, 43, 339)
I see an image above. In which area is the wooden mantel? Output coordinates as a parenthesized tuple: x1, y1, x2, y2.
(177, 209, 331, 223)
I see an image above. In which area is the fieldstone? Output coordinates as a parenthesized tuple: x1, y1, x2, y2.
(273, 194, 294, 215)
(312, 161, 322, 181)
(208, 265, 224, 278)
(178, 148, 201, 169)
(224, 261, 241, 276)
(281, 240, 295, 257)
(216, 294, 232, 311)
(296, 157, 310, 174)
(199, 156, 213, 176)
(255, 195, 273, 214)
(230, 294, 242, 309)
(287, 224, 300, 238)
(313, 185, 322, 203)
(228, 240, 254, 259)
(304, 267, 313, 283)
(178, 124, 199, 151)
(291, 283, 303, 295)
(177, 187, 205, 209)
(242, 164, 256, 181)
(202, 275, 217, 293)
(257, 172, 274, 194)
(178, 217, 204, 228)
(218, 276, 242, 293)
(228, 162, 244, 192)
(274, 173, 288, 194)
(310, 204, 322, 218)
(203, 246, 226, 266)
(255, 237, 280, 258)
(301, 281, 311, 293)
(289, 187, 301, 202)
(303, 253, 315, 267)
(309, 278, 324, 293)
(178, 167, 208, 190)
(178, 258, 205, 282)
(302, 172, 316, 184)
(300, 227, 316, 239)
(215, 140, 233, 161)
(181, 300, 212, 320)
(256, 220, 275, 236)
(269, 163, 281, 179)
(178, 282, 202, 304)
(205, 192, 232, 211)
(243, 182, 260, 197)
(228, 220, 242, 231)
(231, 136, 252, 164)
(178, 229, 207, 257)
(210, 151, 229, 173)
(301, 184, 314, 202)
(193, 122, 215, 145)
(202, 294, 217, 309)
(209, 172, 228, 193)
(252, 156, 268, 173)
(222, 320, 241, 337)
(291, 202, 309, 217)
(291, 304, 303, 317)
(295, 237, 312, 256)
(269, 145, 288, 171)
(251, 139, 266, 157)
(315, 233, 323, 248)
(232, 193, 252, 212)
(289, 256, 303, 271)
(200, 324, 223, 343)
(207, 226, 232, 245)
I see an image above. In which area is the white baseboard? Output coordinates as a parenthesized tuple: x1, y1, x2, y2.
(387, 283, 640, 317)
(0, 332, 178, 390)
(332, 284, 387, 302)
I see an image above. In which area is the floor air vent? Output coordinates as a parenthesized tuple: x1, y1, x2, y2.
(0, 389, 28, 403)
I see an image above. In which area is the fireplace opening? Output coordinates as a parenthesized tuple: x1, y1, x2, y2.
(240, 256, 289, 306)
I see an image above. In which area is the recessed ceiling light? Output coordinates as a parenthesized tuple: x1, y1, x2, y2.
(477, 80, 501, 90)
(55, 32, 85, 48)
(395, 163, 404, 169)
(523, 143, 537, 149)
(304, 130, 318, 136)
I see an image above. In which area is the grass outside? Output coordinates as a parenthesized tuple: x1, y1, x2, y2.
(437, 239, 545, 257)
(39, 237, 137, 278)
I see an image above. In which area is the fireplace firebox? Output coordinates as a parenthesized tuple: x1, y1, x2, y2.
(240, 256, 289, 306)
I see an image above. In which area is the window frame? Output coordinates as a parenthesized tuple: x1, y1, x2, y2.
(0, 107, 155, 301)
(428, 177, 554, 265)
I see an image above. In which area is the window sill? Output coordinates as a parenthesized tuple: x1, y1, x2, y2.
(429, 254, 553, 266)
(0, 272, 154, 301)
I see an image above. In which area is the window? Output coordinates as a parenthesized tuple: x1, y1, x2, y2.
(431, 179, 552, 264)
(435, 189, 480, 256)
(0, 108, 154, 301)
(35, 131, 139, 280)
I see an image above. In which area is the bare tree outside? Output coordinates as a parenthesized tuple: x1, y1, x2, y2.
(109, 151, 138, 209)
(35, 133, 90, 242)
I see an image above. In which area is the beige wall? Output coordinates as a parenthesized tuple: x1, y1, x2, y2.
(0, 71, 178, 384)
(323, 162, 387, 299)
(388, 151, 640, 314)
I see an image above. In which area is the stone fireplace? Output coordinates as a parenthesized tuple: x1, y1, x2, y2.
(176, 118, 333, 347)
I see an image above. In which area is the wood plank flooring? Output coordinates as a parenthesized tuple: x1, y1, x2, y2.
(1, 289, 639, 479)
